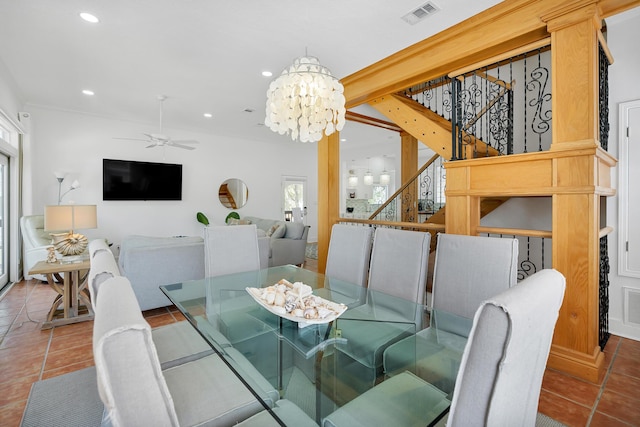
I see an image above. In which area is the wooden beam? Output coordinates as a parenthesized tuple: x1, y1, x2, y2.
(345, 111, 402, 133)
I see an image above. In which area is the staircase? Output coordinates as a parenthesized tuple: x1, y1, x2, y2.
(218, 183, 237, 209)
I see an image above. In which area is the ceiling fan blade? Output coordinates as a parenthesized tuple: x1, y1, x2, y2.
(113, 137, 150, 142)
(168, 142, 196, 150)
(170, 139, 199, 145)
(146, 143, 159, 149)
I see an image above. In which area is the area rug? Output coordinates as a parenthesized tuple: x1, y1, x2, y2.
(305, 242, 318, 260)
(19, 364, 566, 427)
(21, 366, 103, 427)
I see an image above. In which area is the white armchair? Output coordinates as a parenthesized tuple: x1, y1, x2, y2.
(20, 215, 52, 280)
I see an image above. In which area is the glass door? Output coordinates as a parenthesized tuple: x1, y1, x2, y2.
(282, 176, 307, 223)
(0, 152, 8, 289)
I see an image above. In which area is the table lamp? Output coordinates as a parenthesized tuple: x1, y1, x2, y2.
(44, 205, 97, 257)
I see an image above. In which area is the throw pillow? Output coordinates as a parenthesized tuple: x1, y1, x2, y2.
(266, 224, 279, 237)
(284, 222, 305, 240)
(269, 223, 287, 239)
(227, 218, 252, 226)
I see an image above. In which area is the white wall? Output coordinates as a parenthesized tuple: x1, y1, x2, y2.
(606, 8, 640, 341)
(25, 105, 319, 247)
(0, 59, 23, 119)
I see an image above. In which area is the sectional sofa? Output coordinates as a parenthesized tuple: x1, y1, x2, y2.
(117, 218, 310, 310)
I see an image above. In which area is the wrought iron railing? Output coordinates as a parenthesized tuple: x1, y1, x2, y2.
(598, 39, 611, 349)
(599, 235, 611, 349)
(404, 46, 552, 160)
(481, 232, 549, 282)
(368, 154, 444, 223)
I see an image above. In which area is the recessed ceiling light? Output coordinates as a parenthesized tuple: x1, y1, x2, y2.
(341, 138, 347, 142)
(203, 113, 213, 118)
(79, 12, 99, 23)
(82, 89, 95, 96)
(262, 71, 273, 77)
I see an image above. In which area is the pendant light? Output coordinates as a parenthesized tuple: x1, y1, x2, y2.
(265, 55, 346, 142)
(364, 157, 373, 186)
(380, 155, 391, 185)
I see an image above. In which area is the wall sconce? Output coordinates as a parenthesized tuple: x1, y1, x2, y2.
(44, 205, 97, 257)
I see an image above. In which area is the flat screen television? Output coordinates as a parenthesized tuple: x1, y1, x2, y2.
(103, 158, 182, 201)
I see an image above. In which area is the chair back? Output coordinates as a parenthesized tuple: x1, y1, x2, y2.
(20, 215, 51, 248)
(368, 227, 431, 304)
(447, 269, 565, 427)
(325, 224, 373, 288)
(93, 276, 179, 426)
(431, 233, 518, 335)
(204, 225, 261, 277)
(87, 239, 120, 309)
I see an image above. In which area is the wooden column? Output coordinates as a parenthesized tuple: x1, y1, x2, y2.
(543, 2, 606, 382)
(401, 132, 419, 222)
(443, 162, 480, 236)
(317, 131, 341, 274)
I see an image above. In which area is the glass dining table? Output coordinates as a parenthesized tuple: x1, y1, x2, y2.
(160, 265, 471, 426)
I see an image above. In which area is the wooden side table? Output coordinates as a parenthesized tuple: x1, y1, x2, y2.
(28, 259, 93, 329)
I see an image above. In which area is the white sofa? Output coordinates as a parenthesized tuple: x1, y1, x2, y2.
(243, 216, 310, 267)
(117, 218, 309, 311)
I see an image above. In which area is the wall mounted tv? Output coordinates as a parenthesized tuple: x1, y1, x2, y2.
(103, 158, 183, 201)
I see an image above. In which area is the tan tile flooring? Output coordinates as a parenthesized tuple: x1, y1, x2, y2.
(0, 257, 639, 426)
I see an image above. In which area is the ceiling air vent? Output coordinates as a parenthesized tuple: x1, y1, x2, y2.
(401, 1, 440, 25)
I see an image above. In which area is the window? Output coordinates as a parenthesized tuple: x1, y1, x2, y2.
(370, 185, 388, 205)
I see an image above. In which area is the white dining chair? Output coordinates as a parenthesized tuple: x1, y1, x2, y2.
(93, 276, 275, 427)
(204, 224, 261, 277)
(335, 227, 431, 387)
(324, 224, 374, 308)
(88, 239, 215, 371)
(383, 233, 519, 394)
(325, 224, 373, 288)
(323, 269, 566, 427)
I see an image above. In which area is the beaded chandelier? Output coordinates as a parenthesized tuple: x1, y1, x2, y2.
(265, 56, 346, 143)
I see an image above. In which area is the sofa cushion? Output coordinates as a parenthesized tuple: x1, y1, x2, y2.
(256, 229, 267, 238)
(284, 222, 305, 240)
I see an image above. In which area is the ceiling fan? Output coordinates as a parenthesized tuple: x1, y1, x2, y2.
(114, 95, 199, 150)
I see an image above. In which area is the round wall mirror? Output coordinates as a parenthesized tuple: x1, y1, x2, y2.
(218, 178, 249, 209)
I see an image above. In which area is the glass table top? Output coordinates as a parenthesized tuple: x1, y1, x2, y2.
(161, 265, 472, 426)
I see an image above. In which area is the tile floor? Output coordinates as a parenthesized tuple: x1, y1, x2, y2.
(0, 257, 638, 426)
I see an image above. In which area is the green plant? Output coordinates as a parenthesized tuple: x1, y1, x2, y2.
(196, 211, 209, 226)
(225, 211, 240, 224)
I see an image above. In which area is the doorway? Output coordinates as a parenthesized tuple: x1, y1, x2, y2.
(282, 176, 307, 223)
(0, 152, 9, 290)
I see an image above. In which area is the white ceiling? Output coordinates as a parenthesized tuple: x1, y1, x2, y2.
(0, 0, 502, 150)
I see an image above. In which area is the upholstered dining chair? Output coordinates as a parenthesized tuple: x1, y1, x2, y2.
(325, 224, 373, 288)
(323, 269, 566, 427)
(88, 239, 215, 370)
(93, 276, 274, 427)
(324, 224, 374, 306)
(335, 227, 431, 387)
(203, 225, 271, 363)
(383, 233, 519, 394)
(204, 224, 261, 277)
